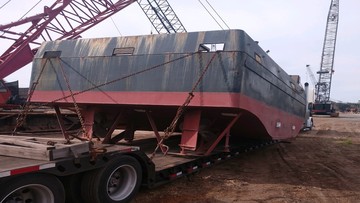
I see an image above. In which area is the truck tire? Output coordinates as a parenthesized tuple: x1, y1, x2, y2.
(62, 174, 85, 203)
(0, 173, 65, 203)
(81, 155, 142, 203)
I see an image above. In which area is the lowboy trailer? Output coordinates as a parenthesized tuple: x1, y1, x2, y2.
(0, 133, 278, 203)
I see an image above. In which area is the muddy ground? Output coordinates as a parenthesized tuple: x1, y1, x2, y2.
(132, 113, 360, 203)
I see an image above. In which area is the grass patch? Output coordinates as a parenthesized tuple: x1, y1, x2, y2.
(340, 139, 353, 145)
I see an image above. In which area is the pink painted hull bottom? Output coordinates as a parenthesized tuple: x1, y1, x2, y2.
(32, 91, 304, 140)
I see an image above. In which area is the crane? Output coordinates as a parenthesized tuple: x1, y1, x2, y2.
(0, 0, 136, 80)
(0, 0, 185, 105)
(306, 65, 317, 88)
(311, 0, 339, 116)
(137, 0, 186, 34)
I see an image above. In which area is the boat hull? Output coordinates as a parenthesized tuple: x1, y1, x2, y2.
(30, 30, 306, 140)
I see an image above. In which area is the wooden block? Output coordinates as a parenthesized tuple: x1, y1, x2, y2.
(0, 144, 50, 161)
(0, 138, 55, 150)
(0, 134, 90, 161)
(50, 142, 90, 160)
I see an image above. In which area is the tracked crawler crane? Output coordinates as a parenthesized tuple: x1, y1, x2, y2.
(311, 0, 339, 116)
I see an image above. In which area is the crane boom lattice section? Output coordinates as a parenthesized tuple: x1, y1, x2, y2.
(137, 0, 186, 34)
(306, 65, 317, 87)
(315, 0, 339, 103)
(0, 0, 136, 79)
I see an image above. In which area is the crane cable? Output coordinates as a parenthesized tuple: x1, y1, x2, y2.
(1, 0, 42, 38)
(198, 0, 230, 30)
(204, 0, 230, 30)
(110, 17, 123, 36)
(0, 0, 12, 36)
(0, 0, 11, 11)
(19, 0, 43, 20)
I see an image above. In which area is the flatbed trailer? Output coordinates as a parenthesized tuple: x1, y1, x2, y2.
(0, 133, 276, 203)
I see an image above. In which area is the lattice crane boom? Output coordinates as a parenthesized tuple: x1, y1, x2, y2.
(315, 0, 339, 103)
(0, 0, 136, 79)
(306, 65, 317, 87)
(137, 0, 186, 34)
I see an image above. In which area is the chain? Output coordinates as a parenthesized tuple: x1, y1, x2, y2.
(50, 54, 198, 140)
(11, 51, 216, 150)
(56, 58, 87, 139)
(49, 52, 198, 104)
(150, 51, 219, 159)
(12, 52, 197, 138)
(12, 59, 49, 135)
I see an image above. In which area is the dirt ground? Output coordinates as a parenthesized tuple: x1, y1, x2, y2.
(132, 113, 360, 203)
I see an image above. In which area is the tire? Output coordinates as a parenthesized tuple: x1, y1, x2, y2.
(62, 174, 85, 203)
(0, 173, 65, 203)
(81, 155, 142, 203)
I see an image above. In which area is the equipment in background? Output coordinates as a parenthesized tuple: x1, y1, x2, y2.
(309, 0, 339, 117)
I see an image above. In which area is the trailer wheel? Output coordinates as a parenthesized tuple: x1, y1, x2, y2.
(0, 173, 65, 203)
(81, 155, 142, 203)
(62, 174, 84, 203)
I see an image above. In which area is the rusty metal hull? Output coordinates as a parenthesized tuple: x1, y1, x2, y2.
(30, 30, 306, 140)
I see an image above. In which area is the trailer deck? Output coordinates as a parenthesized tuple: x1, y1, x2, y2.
(0, 133, 181, 170)
(0, 131, 273, 179)
(0, 127, 279, 203)
(0, 156, 52, 177)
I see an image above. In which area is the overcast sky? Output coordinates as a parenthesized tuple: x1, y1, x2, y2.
(1, 0, 359, 103)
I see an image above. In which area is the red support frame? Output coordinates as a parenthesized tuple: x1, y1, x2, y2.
(0, 0, 136, 79)
(102, 112, 123, 144)
(54, 105, 71, 141)
(179, 110, 201, 153)
(80, 108, 95, 139)
(205, 113, 242, 156)
(146, 111, 168, 154)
